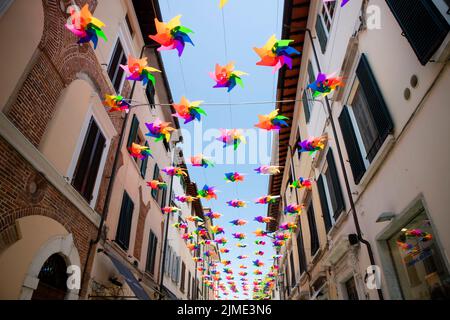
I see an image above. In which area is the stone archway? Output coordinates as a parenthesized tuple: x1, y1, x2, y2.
(19, 233, 81, 300)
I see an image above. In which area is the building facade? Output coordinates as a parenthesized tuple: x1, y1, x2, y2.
(0, 0, 208, 300)
(269, 0, 450, 300)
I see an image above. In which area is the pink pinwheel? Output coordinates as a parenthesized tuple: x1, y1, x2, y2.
(255, 195, 280, 204)
(275, 232, 291, 241)
(230, 219, 247, 226)
(211, 226, 225, 235)
(227, 200, 247, 208)
(215, 237, 228, 245)
(308, 72, 344, 98)
(255, 240, 266, 246)
(279, 222, 298, 232)
(162, 206, 180, 214)
(175, 195, 197, 203)
(120, 56, 161, 86)
(162, 166, 187, 177)
(217, 129, 246, 151)
(254, 165, 281, 175)
(145, 118, 175, 142)
(210, 62, 248, 92)
(255, 251, 265, 256)
(284, 204, 304, 216)
(290, 177, 313, 190)
(190, 154, 215, 168)
(149, 15, 194, 57)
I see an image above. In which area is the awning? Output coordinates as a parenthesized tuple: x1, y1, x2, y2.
(106, 252, 151, 300)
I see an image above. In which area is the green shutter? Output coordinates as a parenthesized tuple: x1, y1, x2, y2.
(315, 15, 328, 54)
(317, 175, 332, 233)
(327, 149, 345, 219)
(127, 115, 139, 149)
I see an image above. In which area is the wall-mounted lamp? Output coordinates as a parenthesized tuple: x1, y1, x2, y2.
(376, 212, 396, 223)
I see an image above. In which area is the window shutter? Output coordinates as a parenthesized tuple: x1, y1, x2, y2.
(289, 252, 296, 285)
(317, 175, 332, 233)
(108, 40, 126, 93)
(306, 202, 320, 255)
(339, 106, 366, 184)
(146, 83, 156, 108)
(302, 90, 311, 123)
(386, 0, 449, 65)
(127, 115, 139, 149)
(140, 141, 149, 178)
(315, 15, 328, 54)
(151, 164, 159, 199)
(327, 149, 345, 219)
(296, 228, 307, 275)
(116, 192, 134, 250)
(356, 54, 394, 161)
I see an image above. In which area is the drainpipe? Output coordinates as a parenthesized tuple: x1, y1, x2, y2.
(287, 145, 313, 298)
(80, 44, 153, 297)
(295, 27, 384, 300)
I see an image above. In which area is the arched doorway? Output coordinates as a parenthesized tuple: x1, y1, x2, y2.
(31, 254, 68, 300)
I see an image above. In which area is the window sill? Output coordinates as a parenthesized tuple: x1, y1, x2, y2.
(309, 248, 323, 266)
(327, 209, 350, 238)
(356, 134, 396, 193)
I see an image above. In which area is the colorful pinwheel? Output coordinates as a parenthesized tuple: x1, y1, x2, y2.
(204, 250, 216, 257)
(222, 260, 231, 266)
(253, 229, 268, 237)
(193, 257, 203, 263)
(145, 118, 175, 143)
(220, 248, 230, 254)
(210, 62, 247, 92)
(254, 165, 281, 175)
(232, 233, 246, 240)
(255, 240, 266, 245)
(149, 15, 194, 57)
(173, 222, 188, 230)
(254, 35, 300, 73)
(197, 185, 218, 200)
(146, 180, 167, 190)
(205, 211, 222, 219)
(186, 216, 204, 223)
(217, 129, 246, 150)
(290, 177, 313, 190)
(255, 251, 265, 256)
(175, 195, 197, 203)
(279, 222, 298, 232)
(223, 268, 233, 274)
(65, 4, 107, 49)
(227, 200, 247, 208)
(255, 109, 289, 131)
(129, 143, 153, 160)
(253, 270, 263, 275)
(236, 243, 247, 248)
(308, 72, 344, 98)
(103, 95, 130, 113)
(172, 97, 207, 124)
(239, 272, 248, 277)
(254, 216, 274, 224)
(239, 265, 248, 269)
(224, 172, 245, 183)
(190, 154, 215, 168)
(120, 56, 161, 86)
(187, 243, 199, 251)
(162, 166, 187, 177)
(215, 237, 228, 245)
(162, 207, 181, 214)
(237, 255, 248, 260)
(182, 233, 194, 241)
(230, 219, 247, 226)
(275, 232, 291, 241)
(284, 204, 304, 216)
(298, 136, 327, 155)
(210, 225, 225, 235)
(273, 240, 285, 248)
(255, 195, 280, 205)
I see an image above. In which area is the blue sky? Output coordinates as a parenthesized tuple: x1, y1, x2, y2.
(159, 0, 284, 300)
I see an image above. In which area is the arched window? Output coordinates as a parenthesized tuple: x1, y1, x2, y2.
(31, 254, 68, 300)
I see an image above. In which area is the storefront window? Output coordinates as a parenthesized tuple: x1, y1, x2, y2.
(388, 209, 450, 299)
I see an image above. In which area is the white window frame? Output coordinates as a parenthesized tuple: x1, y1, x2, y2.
(66, 105, 112, 209)
(319, 0, 337, 37)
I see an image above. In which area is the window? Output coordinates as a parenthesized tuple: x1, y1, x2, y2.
(145, 230, 158, 275)
(125, 14, 134, 37)
(108, 40, 126, 93)
(151, 164, 160, 199)
(140, 141, 149, 178)
(296, 227, 308, 276)
(115, 192, 134, 250)
(127, 114, 140, 151)
(315, 2, 336, 53)
(387, 208, 450, 300)
(386, 0, 449, 65)
(72, 117, 106, 203)
(339, 54, 394, 184)
(165, 246, 172, 275)
(290, 251, 296, 286)
(187, 271, 192, 299)
(180, 262, 186, 293)
(344, 277, 359, 300)
(302, 60, 316, 123)
(318, 149, 345, 233)
(146, 83, 156, 109)
(285, 264, 290, 297)
(306, 197, 320, 256)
